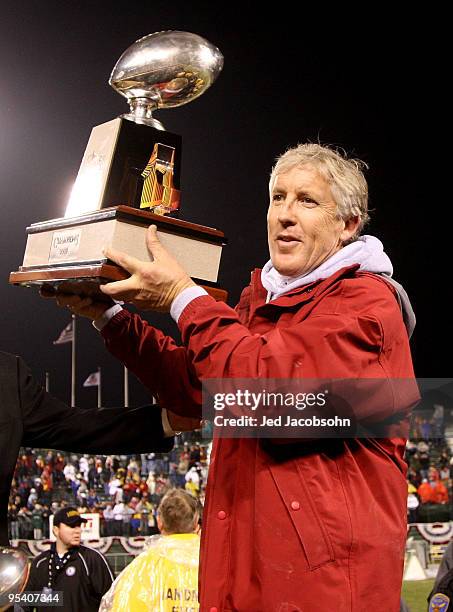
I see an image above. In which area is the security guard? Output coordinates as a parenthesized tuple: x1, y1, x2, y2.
(25, 507, 114, 611)
(428, 573, 453, 611)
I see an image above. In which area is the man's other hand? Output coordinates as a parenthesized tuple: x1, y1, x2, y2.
(167, 410, 202, 433)
(40, 287, 112, 321)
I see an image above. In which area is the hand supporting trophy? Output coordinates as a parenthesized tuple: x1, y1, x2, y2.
(10, 31, 227, 302)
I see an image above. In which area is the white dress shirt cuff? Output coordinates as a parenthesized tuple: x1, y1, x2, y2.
(92, 304, 124, 331)
(170, 286, 208, 323)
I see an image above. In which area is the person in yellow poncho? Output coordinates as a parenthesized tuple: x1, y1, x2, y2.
(100, 489, 201, 612)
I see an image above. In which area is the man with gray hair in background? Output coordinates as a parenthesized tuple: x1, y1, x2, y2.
(49, 143, 419, 610)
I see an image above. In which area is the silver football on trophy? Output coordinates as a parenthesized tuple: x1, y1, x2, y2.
(0, 547, 29, 611)
(109, 30, 223, 129)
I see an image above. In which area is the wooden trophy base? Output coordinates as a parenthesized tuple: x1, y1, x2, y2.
(9, 206, 228, 302)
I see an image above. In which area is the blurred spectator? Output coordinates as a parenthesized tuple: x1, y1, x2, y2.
(428, 467, 449, 503)
(129, 497, 141, 535)
(103, 504, 114, 536)
(101, 464, 113, 494)
(432, 404, 445, 440)
(440, 465, 450, 482)
(138, 476, 148, 497)
(122, 503, 133, 536)
(27, 488, 38, 510)
(64, 462, 76, 484)
(127, 458, 139, 477)
(136, 494, 155, 535)
(87, 488, 99, 509)
(418, 479, 433, 504)
(8, 504, 19, 540)
(88, 459, 102, 489)
(17, 507, 32, 539)
(185, 465, 201, 498)
(113, 502, 125, 536)
(79, 455, 89, 481)
(146, 472, 156, 495)
(108, 476, 123, 502)
(141, 452, 156, 476)
(432, 481, 449, 504)
(421, 419, 432, 440)
(407, 483, 419, 524)
(31, 503, 44, 539)
(76, 479, 88, 506)
(418, 445, 430, 480)
(122, 478, 137, 503)
(189, 443, 201, 467)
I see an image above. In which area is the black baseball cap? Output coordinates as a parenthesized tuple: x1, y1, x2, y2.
(53, 507, 87, 527)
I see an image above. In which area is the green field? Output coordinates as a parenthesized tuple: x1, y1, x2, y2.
(402, 579, 434, 611)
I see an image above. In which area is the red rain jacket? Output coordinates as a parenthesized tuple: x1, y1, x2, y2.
(102, 265, 418, 611)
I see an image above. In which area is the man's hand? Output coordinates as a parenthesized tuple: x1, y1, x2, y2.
(167, 410, 202, 433)
(40, 287, 112, 321)
(100, 225, 195, 312)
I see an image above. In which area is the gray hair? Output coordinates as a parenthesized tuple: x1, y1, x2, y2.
(157, 488, 200, 534)
(269, 143, 370, 241)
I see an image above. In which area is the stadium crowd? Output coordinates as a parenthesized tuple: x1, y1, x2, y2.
(8, 435, 209, 541)
(406, 410, 452, 523)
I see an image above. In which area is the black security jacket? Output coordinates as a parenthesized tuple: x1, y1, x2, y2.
(25, 543, 114, 612)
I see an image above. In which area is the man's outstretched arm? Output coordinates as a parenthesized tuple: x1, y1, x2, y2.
(17, 355, 174, 454)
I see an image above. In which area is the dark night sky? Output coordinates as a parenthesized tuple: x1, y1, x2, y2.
(0, 3, 447, 408)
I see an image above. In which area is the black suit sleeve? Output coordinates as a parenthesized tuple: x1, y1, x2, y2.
(18, 356, 173, 454)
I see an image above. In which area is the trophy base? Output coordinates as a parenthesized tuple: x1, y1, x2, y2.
(9, 205, 228, 302)
(9, 262, 228, 302)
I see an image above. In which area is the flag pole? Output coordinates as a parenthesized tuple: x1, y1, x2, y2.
(71, 314, 76, 407)
(124, 366, 129, 407)
(97, 366, 102, 408)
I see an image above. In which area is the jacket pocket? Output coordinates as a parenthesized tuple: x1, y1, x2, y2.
(268, 460, 335, 570)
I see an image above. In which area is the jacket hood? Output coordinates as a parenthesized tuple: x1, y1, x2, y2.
(261, 235, 416, 337)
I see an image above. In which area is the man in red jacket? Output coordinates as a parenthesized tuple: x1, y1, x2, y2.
(53, 144, 419, 611)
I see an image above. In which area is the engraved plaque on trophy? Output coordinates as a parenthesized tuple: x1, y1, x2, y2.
(9, 31, 227, 302)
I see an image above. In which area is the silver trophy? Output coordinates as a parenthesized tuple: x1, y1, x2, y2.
(0, 547, 29, 611)
(110, 30, 224, 130)
(60, 29, 224, 216)
(10, 30, 228, 302)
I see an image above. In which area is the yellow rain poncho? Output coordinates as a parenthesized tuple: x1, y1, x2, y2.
(100, 533, 200, 611)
